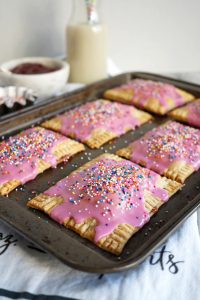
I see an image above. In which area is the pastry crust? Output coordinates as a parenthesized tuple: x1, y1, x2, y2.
(0, 180, 21, 196)
(0, 127, 84, 196)
(176, 88, 195, 102)
(117, 146, 133, 160)
(41, 100, 152, 149)
(117, 121, 200, 183)
(42, 117, 62, 132)
(169, 99, 200, 129)
(163, 161, 195, 184)
(104, 89, 133, 104)
(52, 139, 85, 162)
(85, 129, 117, 149)
(27, 153, 182, 255)
(104, 80, 194, 115)
(169, 106, 189, 122)
(131, 108, 153, 123)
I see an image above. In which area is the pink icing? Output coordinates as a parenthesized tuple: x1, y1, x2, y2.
(57, 100, 143, 142)
(46, 156, 169, 242)
(0, 127, 67, 187)
(127, 121, 200, 174)
(186, 100, 200, 128)
(113, 79, 185, 109)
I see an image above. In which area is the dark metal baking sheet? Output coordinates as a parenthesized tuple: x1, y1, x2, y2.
(0, 72, 200, 273)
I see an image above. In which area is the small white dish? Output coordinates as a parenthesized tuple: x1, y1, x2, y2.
(0, 57, 70, 98)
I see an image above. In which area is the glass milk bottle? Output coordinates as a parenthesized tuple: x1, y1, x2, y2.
(67, 0, 107, 84)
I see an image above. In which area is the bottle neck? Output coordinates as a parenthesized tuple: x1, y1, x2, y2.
(69, 0, 102, 25)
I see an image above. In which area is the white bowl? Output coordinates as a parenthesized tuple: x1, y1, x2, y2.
(0, 57, 70, 98)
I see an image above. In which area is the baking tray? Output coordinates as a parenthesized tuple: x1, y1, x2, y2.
(0, 72, 200, 273)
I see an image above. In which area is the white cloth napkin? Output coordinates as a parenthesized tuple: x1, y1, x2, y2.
(1, 72, 200, 300)
(0, 212, 199, 300)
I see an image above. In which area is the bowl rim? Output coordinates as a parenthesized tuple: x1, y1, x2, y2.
(0, 57, 69, 77)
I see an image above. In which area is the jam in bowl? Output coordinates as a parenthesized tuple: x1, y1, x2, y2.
(10, 63, 60, 75)
(0, 57, 70, 98)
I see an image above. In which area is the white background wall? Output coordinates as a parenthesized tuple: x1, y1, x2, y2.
(0, 0, 200, 73)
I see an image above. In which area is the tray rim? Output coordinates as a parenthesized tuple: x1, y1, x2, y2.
(0, 71, 200, 273)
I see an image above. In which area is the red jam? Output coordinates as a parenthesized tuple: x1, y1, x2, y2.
(10, 63, 59, 75)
